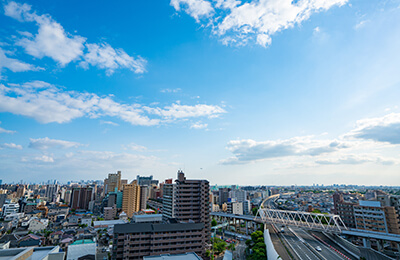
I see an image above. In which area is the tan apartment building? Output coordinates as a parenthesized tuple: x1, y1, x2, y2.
(122, 181, 141, 218)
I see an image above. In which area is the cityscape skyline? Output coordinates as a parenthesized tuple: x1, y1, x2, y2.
(1, 0, 400, 186)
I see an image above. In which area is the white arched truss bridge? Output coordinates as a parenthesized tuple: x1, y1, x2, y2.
(257, 208, 348, 233)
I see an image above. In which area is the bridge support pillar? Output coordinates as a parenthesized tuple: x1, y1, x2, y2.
(245, 221, 248, 235)
(377, 240, 383, 251)
(363, 238, 371, 248)
(396, 242, 400, 253)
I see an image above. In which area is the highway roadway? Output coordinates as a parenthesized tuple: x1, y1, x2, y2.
(288, 226, 345, 260)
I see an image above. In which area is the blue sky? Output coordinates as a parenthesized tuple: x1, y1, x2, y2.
(1, 0, 400, 185)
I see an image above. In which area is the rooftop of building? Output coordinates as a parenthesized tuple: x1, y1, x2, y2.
(143, 252, 202, 260)
(71, 239, 94, 245)
(114, 222, 204, 234)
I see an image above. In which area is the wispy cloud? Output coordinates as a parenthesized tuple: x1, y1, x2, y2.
(0, 48, 42, 74)
(354, 20, 369, 30)
(29, 137, 82, 150)
(100, 120, 119, 126)
(190, 122, 208, 129)
(4, 1, 146, 75)
(0, 81, 226, 125)
(80, 43, 146, 75)
(0, 126, 16, 134)
(122, 142, 147, 151)
(171, 0, 348, 47)
(0, 143, 23, 150)
(161, 88, 181, 93)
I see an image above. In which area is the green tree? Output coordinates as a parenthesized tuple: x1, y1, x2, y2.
(246, 231, 266, 260)
(211, 218, 218, 227)
(252, 207, 258, 216)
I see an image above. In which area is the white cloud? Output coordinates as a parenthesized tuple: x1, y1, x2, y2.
(145, 103, 226, 119)
(4, 1, 86, 66)
(171, 0, 214, 22)
(315, 154, 397, 165)
(122, 143, 147, 151)
(161, 88, 181, 93)
(346, 113, 400, 144)
(0, 143, 23, 150)
(171, 0, 348, 46)
(222, 112, 400, 167)
(0, 81, 225, 125)
(190, 122, 208, 129)
(3, 1, 31, 22)
(81, 43, 147, 75)
(4, 1, 147, 74)
(354, 20, 369, 30)
(221, 136, 348, 164)
(0, 126, 16, 134)
(100, 120, 119, 126)
(34, 155, 54, 163)
(0, 48, 42, 73)
(29, 137, 82, 150)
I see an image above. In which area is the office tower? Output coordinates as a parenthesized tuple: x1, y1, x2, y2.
(104, 171, 122, 194)
(16, 185, 26, 198)
(218, 188, 229, 206)
(113, 222, 204, 259)
(64, 190, 72, 205)
(45, 184, 59, 202)
(229, 189, 247, 202)
(122, 180, 141, 218)
(108, 191, 123, 209)
(137, 175, 159, 186)
(174, 170, 210, 252)
(162, 179, 175, 221)
(70, 187, 94, 210)
(139, 185, 148, 211)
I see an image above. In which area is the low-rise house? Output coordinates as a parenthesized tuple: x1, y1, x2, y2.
(81, 217, 92, 226)
(49, 230, 64, 245)
(0, 234, 20, 248)
(28, 218, 48, 232)
(17, 233, 44, 247)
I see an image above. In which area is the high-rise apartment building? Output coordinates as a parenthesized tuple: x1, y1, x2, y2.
(354, 200, 400, 234)
(161, 171, 210, 256)
(139, 185, 149, 211)
(105, 171, 122, 194)
(122, 181, 141, 218)
(137, 175, 159, 186)
(70, 187, 94, 210)
(333, 191, 356, 228)
(45, 184, 59, 202)
(174, 171, 210, 252)
(162, 179, 175, 221)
